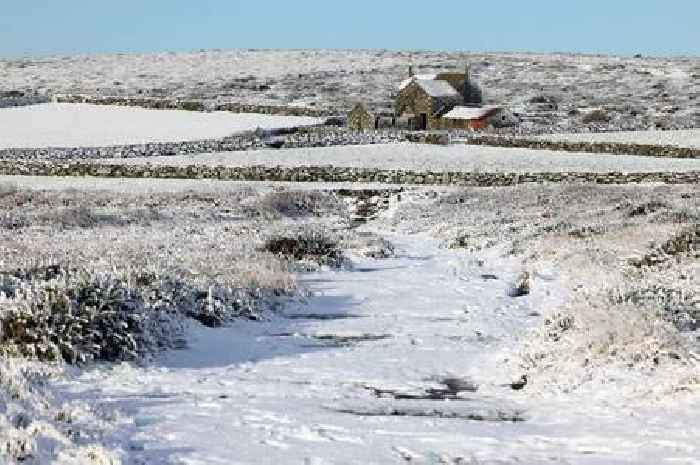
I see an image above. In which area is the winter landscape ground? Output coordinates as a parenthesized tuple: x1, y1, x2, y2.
(2, 50, 698, 132)
(0, 48, 698, 465)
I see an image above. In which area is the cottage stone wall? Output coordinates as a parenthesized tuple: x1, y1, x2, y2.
(435, 73, 466, 96)
(347, 104, 374, 130)
(396, 82, 440, 130)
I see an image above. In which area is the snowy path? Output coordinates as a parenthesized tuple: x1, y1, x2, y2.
(58, 233, 700, 465)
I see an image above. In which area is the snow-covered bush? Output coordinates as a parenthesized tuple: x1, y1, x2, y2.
(255, 190, 347, 219)
(0, 267, 184, 364)
(262, 228, 345, 268)
(515, 287, 698, 396)
(0, 358, 121, 464)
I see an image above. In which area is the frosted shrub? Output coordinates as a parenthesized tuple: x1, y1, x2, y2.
(138, 273, 269, 328)
(262, 228, 345, 268)
(256, 190, 347, 219)
(0, 267, 184, 363)
(516, 288, 698, 395)
(0, 358, 119, 464)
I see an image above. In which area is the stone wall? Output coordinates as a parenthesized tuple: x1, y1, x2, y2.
(0, 128, 406, 161)
(2, 124, 696, 161)
(53, 94, 332, 117)
(0, 160, 697, 187)
(454, 134, 700, 159)
(0, 95, 50, 108)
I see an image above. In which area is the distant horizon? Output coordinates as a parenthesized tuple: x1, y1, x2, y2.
(2, 46, 698, 61)
(2, 1, 698, 59)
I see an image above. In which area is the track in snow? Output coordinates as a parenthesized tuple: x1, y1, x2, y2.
(56, 233, 700, 465)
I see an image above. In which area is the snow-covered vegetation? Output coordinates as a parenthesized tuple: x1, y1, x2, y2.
(0, 184, 358, 464)
(1, 179, 697, 463)
(1, 46, 698, 464)
(0, 103, 322, 149)
(383, 183, 699, 396)
(96, 142, 700, 173)
(1, 50, 697, 132)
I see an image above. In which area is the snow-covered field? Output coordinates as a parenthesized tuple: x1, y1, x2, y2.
(2, 49, 698, 131)
(0, 103, 322, 149)
(1, 181, 697, 464)
(96, 143, 700, 173)
(57, 233, 698, 464)
(537, 128, 700, 148)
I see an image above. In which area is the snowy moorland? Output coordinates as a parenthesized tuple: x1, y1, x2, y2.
(537, 128, 700, 148)
(1, 49, 698, 132)
(96, 142, 700, 173)
(0, 179, 697, 464)
(0, 103, 322, 149)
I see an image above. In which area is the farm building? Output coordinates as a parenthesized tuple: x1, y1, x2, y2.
(439, 106, 517, 130)
(395, 79, 464, 130)
(346, 64, 514, 131)
(347, 103, 374, 130)
(395, 65, 485, 130)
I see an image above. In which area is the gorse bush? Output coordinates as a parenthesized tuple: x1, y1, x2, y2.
(0, 267, 184, 363)
(262, 228, 345, 268)
(256, 190, 347, 219)
(0, 265, 287, 364)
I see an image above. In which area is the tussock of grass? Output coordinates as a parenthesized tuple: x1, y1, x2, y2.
(262, 228, 346, 268)
(256, 190, 347, 219)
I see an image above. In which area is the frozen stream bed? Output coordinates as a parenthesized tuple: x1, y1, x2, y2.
(56, 232, 699, 465)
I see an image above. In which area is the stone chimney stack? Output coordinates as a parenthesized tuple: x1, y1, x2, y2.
(463, 63, 480, 106)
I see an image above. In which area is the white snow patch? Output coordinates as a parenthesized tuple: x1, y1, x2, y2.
(0, 103, 322, 149)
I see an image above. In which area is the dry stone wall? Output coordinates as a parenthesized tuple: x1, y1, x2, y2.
(0, 160, 697, 187)
(0, 129, 405, 161)
(454, 134, 700, 159)
(54, 94, 332, 117)
(0, 95, 50, 108)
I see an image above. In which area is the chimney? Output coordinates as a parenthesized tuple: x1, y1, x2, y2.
(408, 65, 414, 77)
(463, 63, 474, 105)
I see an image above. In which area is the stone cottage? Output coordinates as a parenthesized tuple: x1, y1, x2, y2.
(345, 64, 515, 131)
(347, 103, 373, 131)
(395, 65, 484, 130)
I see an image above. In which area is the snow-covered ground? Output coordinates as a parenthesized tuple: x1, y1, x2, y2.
(2, 49, 698, 131)
(56, 231, 699, 464)
(2, 179, 697, 464)
(96, 143, 700, 173)
(537, 128, 700, 148)
(0, 103, 322, 149)
(0, 175, 406, 193)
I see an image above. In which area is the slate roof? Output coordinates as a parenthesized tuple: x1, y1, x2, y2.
(442, 105, 501, 120)
(414, 79, 461, 98)
(398, 74, 438, 90)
